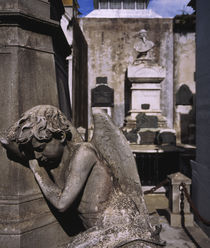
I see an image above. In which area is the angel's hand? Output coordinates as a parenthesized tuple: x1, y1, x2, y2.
(0, 138, 23, 158)
(29, 159, 40, 174)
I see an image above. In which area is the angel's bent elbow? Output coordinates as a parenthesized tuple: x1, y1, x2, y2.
(56, 199, 70, 212)
(57, 203, 68, 212)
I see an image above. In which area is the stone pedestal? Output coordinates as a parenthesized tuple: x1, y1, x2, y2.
(126, 63, 166, 127)
(124, 62, 177, 145)
(130, 83, 161, 118)
(167, 172, 194, 227)
(125, 60, 176, 145)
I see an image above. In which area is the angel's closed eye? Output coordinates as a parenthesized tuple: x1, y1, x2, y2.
(34, 144, 45, 152)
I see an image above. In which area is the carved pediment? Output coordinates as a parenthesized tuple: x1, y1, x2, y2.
(127, 63, 166, 83)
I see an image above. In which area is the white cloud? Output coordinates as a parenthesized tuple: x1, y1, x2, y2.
(148, 0, 194, 17)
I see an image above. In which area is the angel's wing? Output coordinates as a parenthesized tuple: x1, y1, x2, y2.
(91, 109, 148, 215)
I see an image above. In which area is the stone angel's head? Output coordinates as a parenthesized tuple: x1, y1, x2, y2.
(0, 105, 73, 165)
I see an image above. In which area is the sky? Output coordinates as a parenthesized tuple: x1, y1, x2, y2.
(77, 0, 194, 17)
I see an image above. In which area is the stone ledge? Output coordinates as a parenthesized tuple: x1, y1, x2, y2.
(0, 192, 43, 205)
(127, 63, 166, 83)
(0, 212, 56, 235)
(0, 11, 59, 35)
(0, 193, 58, 234)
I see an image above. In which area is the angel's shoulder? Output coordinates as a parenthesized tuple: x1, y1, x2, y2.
(73, 142, 98, 156)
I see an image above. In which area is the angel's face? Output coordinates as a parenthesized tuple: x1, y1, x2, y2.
(31, 137, 64, 164)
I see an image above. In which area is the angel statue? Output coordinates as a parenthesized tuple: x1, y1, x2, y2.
(0, 105, 165, 248)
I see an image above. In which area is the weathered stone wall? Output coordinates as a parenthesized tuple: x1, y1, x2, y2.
(79, 18, 173, 129)
(173, 16, 196, 144)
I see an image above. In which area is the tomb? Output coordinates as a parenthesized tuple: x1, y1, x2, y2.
(91, 77, 114, 117)
(124, 29, 176, 147)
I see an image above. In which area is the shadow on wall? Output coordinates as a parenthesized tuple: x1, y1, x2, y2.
(176, 84, 196, 145)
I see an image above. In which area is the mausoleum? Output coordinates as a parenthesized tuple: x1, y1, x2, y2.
(79, 0, 195, 185)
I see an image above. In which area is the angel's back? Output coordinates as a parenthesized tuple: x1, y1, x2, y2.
(67, 142, 159, 248)
(75, 142, 114, 228)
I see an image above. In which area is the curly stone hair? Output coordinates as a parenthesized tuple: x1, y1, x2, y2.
(6, 105, 72, 144)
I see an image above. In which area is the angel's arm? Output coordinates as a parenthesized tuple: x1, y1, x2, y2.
(29, 144, 97, 212)
(0, 138, 28, 164)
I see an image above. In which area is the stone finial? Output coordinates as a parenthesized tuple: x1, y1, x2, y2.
(168, 172, 191, 185)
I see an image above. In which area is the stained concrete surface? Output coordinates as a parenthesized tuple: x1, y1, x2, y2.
(144, 191, 210, 248)
(159, 215, 210, 248)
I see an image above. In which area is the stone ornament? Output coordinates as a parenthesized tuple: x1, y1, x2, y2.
(0, 105, 165, 248)
(133, 29, 155, 63)
(127, 63, 166, 83)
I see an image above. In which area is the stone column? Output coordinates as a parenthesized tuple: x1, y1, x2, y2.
(0, 1, 70, 247)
